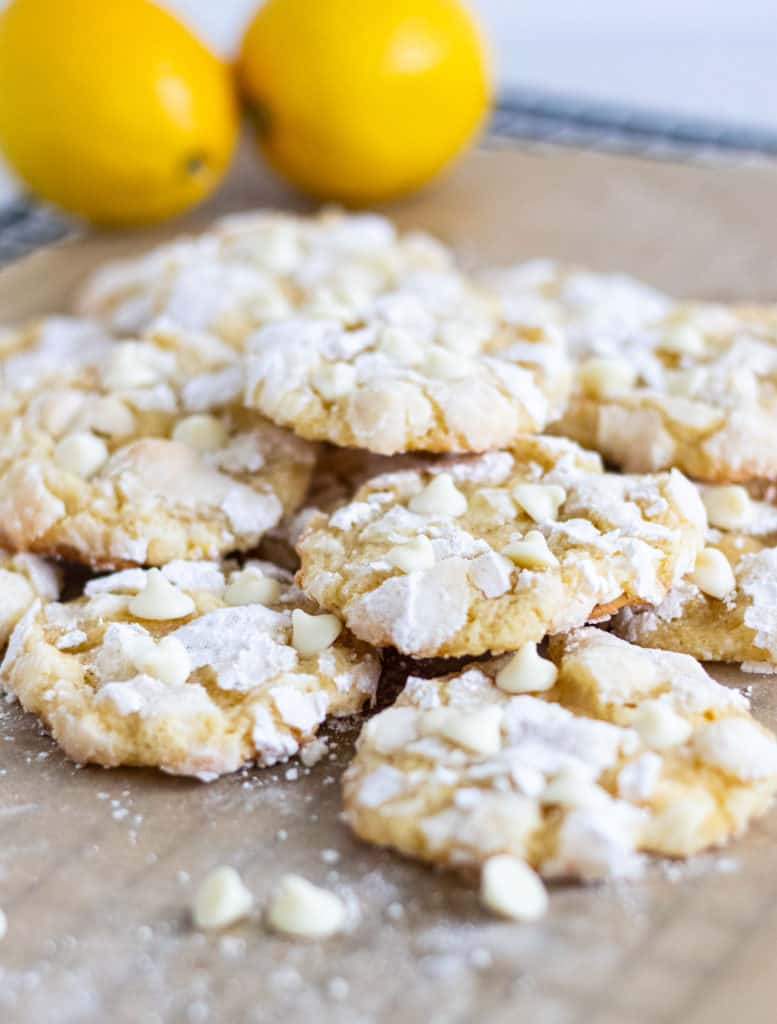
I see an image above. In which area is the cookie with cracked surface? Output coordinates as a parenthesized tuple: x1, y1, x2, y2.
(0, 316, 117, 392)
(0, 336, 316, 568)
(343, 628, 777, 880)
(243, 272, 570, 454)
(75, 209, 452, 343)
(296, 436, 706, 658)
(613, 485, 777, 669)
(0, 551, 61, 646)
(549, 303, 777, 482)
(0, 560, 380, 779)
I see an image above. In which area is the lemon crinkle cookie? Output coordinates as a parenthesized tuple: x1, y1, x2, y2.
(0, 333, 316, 568)
(243, 279, 570, 454)
(343, 628, 777, 879)
(613, 484, 777, 668)
(0, 560, 380, 779)
(0, 316, 116, 392)
(0, 552, 61, 646)
(75, 210, 453, 342)
(296, 436, 706, 658)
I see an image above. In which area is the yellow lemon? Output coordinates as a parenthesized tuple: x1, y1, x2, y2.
(237, 0, 491, 204)
(0, 0, 238, 225)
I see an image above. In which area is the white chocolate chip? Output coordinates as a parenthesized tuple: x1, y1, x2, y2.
(364, 705, 418, 753)
(502, 530, 559, 570)
(223, 570, 282, 607)
(53, 432, 109, 479)
(702, 485, 753, 531)
(512, 483, 566, 523)
(578, 357, 638, 398)
(423, 345, 473, 380)
(172, 414, 228, 452)
(312, 362, 357, 400)
(691, 547, 735, 600)
(128, 569, 196, 620)
(266, 874, 346, 940)
(101, 344, 164, 390)
(192, 866, 253, 930)
(408, 474, 468, 517)
(541, 769, 609, 809)
(423, 705, 503, 756)
(658, 324, 705, 356)
(386, 535, 436, 573)
(136, 635, 191, 687)
(291, 608, 343, 655)
(480, 855, 548, 922)
(379, 327, 425, 366)
(495, 644, 558, 694)
(631, 699, 692, 750)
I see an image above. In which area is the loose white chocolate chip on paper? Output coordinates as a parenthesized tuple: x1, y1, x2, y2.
(266, 874, 347, 940)
(192, 866, 253, 930)
(480, 855, 548, 922)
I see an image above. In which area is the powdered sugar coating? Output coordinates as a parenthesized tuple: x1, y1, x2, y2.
(0, 560, 380, 778)
(243, 277, 570, 454)
(343, 628, 777, 880)
(0, 331, 316, 568)
(75, 210, 453, 343)
(297, 436, 706, 657)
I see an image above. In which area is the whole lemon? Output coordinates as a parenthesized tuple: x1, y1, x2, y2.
(237, 0, 491, 204)
(0, 0, 238, 225)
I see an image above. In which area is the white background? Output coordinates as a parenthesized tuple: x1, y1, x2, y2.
(2, 0, 777, 203)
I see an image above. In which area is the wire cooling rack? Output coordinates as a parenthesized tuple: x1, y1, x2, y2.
(2, 89, 777, 265)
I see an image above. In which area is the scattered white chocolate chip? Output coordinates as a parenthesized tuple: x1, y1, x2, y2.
(172, 414, 228, 452)
(423, 345, 473, 380)
(702, 485, 753, 531)
(495, 644, 558, 694)
(223, 570, 282, 607)
(578, 357, 638, 399)
(408, 474, 468, 517)
(502, 530, 559, 570)
(631, 699, 692, 750)
(128, 569, 196, 620)
(541, 769, 608, 809)
(137, 635, 192, 687)
(266, 874, 347, 940)
(53, 432, 109, 479)
(192, 866, 253, 930)
(480, 855, 548, 922)
(423, 705, 503, 756)
(512, 483, 566, 523)
(691, 547, 735, 600)
(291, 608, 343, 655)
(312, 362, 357, 400)
(386, 535, 436, 573)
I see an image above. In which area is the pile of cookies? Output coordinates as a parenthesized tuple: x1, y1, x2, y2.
(3, 210, 777, 918)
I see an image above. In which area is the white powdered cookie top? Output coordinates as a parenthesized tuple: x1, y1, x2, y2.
(243, 272, 570, 454)
(75, 210, 452, 342)
(0, 333, 316, 567)
(1, 560, 380, 779)
(0, 550, 62, 646)
(343, 629, 777, 881)
(0, 316, 115, 392)
(297, 435, 706, 657)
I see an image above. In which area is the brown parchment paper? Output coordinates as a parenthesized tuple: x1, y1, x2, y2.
(2, 144, 777, 1024)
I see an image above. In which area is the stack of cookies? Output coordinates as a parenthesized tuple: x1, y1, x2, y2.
(2, 210, 777, 913)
